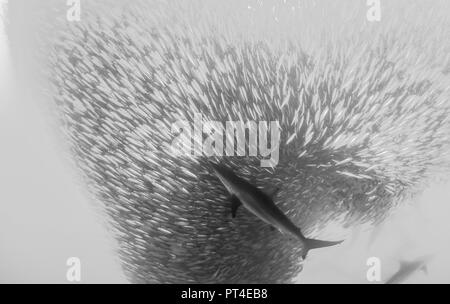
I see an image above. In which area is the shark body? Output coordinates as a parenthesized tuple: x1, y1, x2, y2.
(211, 163, 343, 258)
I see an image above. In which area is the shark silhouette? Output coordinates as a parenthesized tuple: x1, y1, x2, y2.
(212, 163, 343, 259)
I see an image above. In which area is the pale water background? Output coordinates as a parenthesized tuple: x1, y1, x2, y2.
(1, 0, 450, 283)
(0, 0, 125, 283)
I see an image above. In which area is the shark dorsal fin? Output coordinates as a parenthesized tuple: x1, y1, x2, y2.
(399, 259, 429, 275)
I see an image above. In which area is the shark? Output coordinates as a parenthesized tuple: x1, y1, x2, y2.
(211, 163, 343, 259)
(385, 255, 433, 284)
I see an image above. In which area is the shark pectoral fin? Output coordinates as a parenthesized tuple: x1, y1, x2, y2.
(230, 195, 242, 218)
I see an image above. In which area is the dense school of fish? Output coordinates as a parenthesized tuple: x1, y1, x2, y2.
(19, 0, 450, 282)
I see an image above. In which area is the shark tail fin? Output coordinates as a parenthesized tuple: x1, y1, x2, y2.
(302, 238, 344, 259)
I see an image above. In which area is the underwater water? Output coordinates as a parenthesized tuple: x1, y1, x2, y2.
(1, 0, 450, 283)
